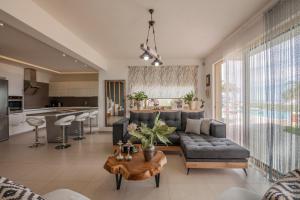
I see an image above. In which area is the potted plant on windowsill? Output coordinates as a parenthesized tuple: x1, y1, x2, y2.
(183, 91, 198, 110)
(127, 113, 176, 161)
(131, 91, 148, 110)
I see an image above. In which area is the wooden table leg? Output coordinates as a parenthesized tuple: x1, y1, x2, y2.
(155, 173, 160, 188)
(115, 174, 122, 190)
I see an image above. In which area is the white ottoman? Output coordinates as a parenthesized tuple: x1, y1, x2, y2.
(43, 189, 90, 200)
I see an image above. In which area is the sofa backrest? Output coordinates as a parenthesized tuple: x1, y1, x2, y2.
(129, 110, 204, 131)
(159, 111, 181, 130)
(180, 111, 204, 131)
(129, 111, 157, 128)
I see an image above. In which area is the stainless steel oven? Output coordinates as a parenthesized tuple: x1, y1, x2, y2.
(8, 96, 23, 113)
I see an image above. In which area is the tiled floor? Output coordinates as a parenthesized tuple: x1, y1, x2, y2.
(0, 129, 271, 200)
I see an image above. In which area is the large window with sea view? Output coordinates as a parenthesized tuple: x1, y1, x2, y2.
(220, 23, 300, 179)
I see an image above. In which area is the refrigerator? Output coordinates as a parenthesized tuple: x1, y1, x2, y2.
(0, 79, 9, 141)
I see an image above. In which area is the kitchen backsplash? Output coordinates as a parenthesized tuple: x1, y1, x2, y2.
(49, 97, 98, 107)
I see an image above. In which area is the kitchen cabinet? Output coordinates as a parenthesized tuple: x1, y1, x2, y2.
(49, 81, 98, 97)
(9, 107, 98, 136)
(9, 109, 50, 136)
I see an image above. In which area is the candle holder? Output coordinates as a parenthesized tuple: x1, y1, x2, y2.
(125, 140, 132, 161)
(116, 140, 124, 161)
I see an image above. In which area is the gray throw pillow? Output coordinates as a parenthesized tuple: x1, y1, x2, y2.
(185, 119, 202, 134)
(200, 118, 211, 135)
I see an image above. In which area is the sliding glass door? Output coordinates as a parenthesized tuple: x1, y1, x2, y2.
(221, 53, 246, 146)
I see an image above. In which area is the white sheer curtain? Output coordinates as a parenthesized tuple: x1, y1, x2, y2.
(128, 66, 198, 98)
(221, 0, 300, 179)
(262, 0, 300, 177)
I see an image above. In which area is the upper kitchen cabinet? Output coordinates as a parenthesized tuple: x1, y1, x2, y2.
(49, 81, 98, 97)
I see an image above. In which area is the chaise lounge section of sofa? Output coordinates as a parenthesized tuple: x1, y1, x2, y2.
(113, 110, 250, 174)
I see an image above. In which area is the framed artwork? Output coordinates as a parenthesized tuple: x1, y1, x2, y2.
(206, 74, 210, 87)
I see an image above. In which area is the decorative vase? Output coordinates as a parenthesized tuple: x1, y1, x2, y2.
(188, 102, 192, 110)
(136, 100, 142, 110)
(129, 99, 134, 109)
(190, 101, 199, 110)
(143, 145, 155, 161)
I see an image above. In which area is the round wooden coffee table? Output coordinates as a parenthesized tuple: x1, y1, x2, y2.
(104, 149, 167, 190)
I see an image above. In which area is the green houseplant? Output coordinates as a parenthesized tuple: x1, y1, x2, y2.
(130, 91, 148, 110)
(127, 113, 176, 161)
(183, 91, 198, 110)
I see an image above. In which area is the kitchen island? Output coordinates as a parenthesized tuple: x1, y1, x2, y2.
(27, 107, 97, 143)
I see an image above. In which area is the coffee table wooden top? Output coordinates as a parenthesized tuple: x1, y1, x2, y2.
(104, 150, 167, 181)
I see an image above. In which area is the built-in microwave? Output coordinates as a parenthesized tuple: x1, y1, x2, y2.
(8, 96, 23, 113)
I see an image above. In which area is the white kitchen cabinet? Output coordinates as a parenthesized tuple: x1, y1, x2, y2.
(49, 81, 98, 97)
(9, 109, 50, 136)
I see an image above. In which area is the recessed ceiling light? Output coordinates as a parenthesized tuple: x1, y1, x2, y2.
(0, 22, 4, 27)
(74, 59, 78, 63)
(62, 53, 66, 57)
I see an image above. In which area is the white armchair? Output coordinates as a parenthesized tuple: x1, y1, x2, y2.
(43, 189, 90, 200)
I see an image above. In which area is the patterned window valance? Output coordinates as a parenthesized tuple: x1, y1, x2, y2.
(128, 65, 198, 98)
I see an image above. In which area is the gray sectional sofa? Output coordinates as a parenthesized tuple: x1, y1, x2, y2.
(113, 111, 250, 174)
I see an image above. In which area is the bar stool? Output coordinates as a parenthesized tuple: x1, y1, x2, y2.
(88, 110, 98, 134)
(73, 112, 89, 140)
(54, 115, 75, 149)
(26, 117, 45, 148)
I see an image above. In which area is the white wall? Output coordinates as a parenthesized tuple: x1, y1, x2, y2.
(0, 0, 107, 71)
(203, 15, 265, 118)
(97, 58, 205, 130)
(0, 61, 53, 96)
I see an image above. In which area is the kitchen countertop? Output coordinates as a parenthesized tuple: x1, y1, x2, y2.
(24, 106, 98, 112)
(26, 107, 98, 117)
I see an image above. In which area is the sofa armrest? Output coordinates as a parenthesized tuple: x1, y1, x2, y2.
(210, 120, 226, 138)
(112, 118, 129, 145)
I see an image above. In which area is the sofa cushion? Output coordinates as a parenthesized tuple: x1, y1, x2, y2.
(159, 111, 181, 130)
(180, 111, 204, 131)
(129, 111, 157, 128)
(201, 118, 211, 135)
(180, 133, 250, 159)
(185, 119, 202, 134)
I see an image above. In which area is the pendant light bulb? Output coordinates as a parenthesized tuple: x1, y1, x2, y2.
(144, 54, 149, 61)
(152, 58, 160, 66)
(140, 51, 152, 61)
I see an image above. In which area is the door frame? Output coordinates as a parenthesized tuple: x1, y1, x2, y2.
(213, 60, 223, 120)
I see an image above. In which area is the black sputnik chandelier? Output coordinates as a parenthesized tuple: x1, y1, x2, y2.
(140, 9, 163, 66)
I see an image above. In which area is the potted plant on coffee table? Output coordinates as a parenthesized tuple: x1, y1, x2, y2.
(127, 113, 176, 161)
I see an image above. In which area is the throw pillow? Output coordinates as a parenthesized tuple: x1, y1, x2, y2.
(262, 169, 300, 200)
(0, 177, 45, 200)
(200, 118, 211, 135)
(185, 119, 202, 134)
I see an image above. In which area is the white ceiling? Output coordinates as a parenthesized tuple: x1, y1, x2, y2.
(0, 23, 97, 73)
(33, 0, 270, 60)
